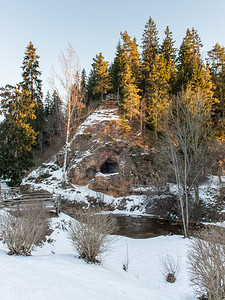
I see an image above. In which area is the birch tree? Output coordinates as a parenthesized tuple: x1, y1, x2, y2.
(50, 44, 84, 187)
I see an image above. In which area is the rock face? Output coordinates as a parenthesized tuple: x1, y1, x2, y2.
(57, 102, 153, 197)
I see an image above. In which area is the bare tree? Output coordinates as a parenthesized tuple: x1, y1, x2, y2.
(164, 87, 212, 237)
(50, 44, 84, 187)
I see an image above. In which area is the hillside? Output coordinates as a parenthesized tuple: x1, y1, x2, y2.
(21, 101, 225, 219)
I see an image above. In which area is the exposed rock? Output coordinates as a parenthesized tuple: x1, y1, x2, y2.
(56, 103, 153, 197)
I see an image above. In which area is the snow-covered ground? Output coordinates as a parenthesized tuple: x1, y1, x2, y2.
(0, 212, 196, 300)
(75, 108, 120, 137)
(22, 160, 147, 214)
(22, 158, 225, 219)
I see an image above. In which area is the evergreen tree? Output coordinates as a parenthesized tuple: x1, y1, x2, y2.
(92, 53, 112, 100)
(121, 64, 140, 122)
(147, 54, 170, 137)
(21, 41, 44, 151)
(0, 84, 36, 185)
(161, 26, 177, 93)
(120, 31, 142, 88)
(207, 43, 225, 80)
(215, 67, 225, 139)
(43, 91, 64, 147)
(176, 28, 203, 90)
(161, 26, 176, 63)
(141, 16, 159, 90)
(141, 17, 160, 129)
(87, 66, 97, 104)
(207, 44, 225, 139)
(110, 40, 126, 95)
(80, 68, 87, 104)
(175, 27, 214, 108)
(44, 91, 52, 116)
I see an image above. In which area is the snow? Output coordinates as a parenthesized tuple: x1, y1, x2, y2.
(75, 108, 120, 137)
(0, 212, 196, 300)
(0, 113, 4, 123)
(22, 161, 147, 214)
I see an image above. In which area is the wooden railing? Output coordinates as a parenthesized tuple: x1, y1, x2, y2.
(0, 188, 61, 215)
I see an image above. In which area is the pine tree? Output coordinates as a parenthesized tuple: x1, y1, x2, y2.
(121, 64, 140, 122)
(161, 26, 177, 93)
(207, 43, 225, 139)
(175, 27, 214, 110)
(43, 91, 64, 147)
(161, 26, 176, 63)
(141, 17, 160, 128)
(147, 54, 170, 137)
(207, 43, 225, 80)
(141, 16, 160, 91)
(92, 53, 112, 101)
(110, 41, 125, 95)
(21, 41, 44, 151)
(44, 91, 52, 116)
(215, 67, 225, 139)
(21, 42, 42, 102)
(0, 84, 36, 185)
(176, 28, 203, 90)
(120, 31, 142, 88)
(87, 66, 97, 104)
(80, 69, 87, 104)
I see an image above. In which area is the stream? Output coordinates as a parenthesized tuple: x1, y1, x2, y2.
(115, 214, 182, 238)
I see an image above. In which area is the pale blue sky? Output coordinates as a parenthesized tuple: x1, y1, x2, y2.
(1, 0, 225, 96)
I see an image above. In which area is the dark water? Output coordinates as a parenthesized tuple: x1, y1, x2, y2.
(115, 215, 182, 238)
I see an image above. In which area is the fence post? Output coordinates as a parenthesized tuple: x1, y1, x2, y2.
(56, 195, 61, 215)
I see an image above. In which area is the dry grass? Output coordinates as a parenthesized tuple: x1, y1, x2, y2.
(68, 209, 117, 263)
(0, 202, 49, 255)
(188, 227, 225, 300)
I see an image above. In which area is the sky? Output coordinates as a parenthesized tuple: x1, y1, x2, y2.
(1, 0, 225, 97)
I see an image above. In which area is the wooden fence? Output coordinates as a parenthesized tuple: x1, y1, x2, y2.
(0, 188, 61, 215)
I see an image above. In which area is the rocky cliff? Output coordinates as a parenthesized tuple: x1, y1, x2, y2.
(56, 101, 153, 197)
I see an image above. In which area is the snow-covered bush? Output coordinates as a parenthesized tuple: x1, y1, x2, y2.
(0, 203, 49, 255)
(188, 227, 225, 300)
(68, 209, 117, 263)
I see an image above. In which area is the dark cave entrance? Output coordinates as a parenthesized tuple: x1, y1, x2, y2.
(100, 158, 119, 174)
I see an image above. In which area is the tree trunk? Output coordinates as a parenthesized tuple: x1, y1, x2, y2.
(194, 184, 199, 206)
(62, 98, 71, 188)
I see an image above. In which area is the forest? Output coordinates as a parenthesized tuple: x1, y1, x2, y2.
(0, 15, 225, 300)
(0, 16, 224, 191)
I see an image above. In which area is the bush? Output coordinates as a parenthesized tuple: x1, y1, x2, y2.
(68, 209, 117, 263)
(188, 227, 225, 300)
(0, 202, 49, 255)
(160, 254, 180, 283)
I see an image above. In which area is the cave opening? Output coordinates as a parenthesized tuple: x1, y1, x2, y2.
(100, 158, 119, 174)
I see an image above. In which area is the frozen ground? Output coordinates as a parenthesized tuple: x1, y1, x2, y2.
(0, 212, 196, 300)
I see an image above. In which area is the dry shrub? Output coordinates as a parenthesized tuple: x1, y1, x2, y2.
(188, 227, 225, 300)
(0, 202, 49, 255)
(68, 209, 117, 263)
(160, 254, 180, 283)
(122, 240, 129, 272)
